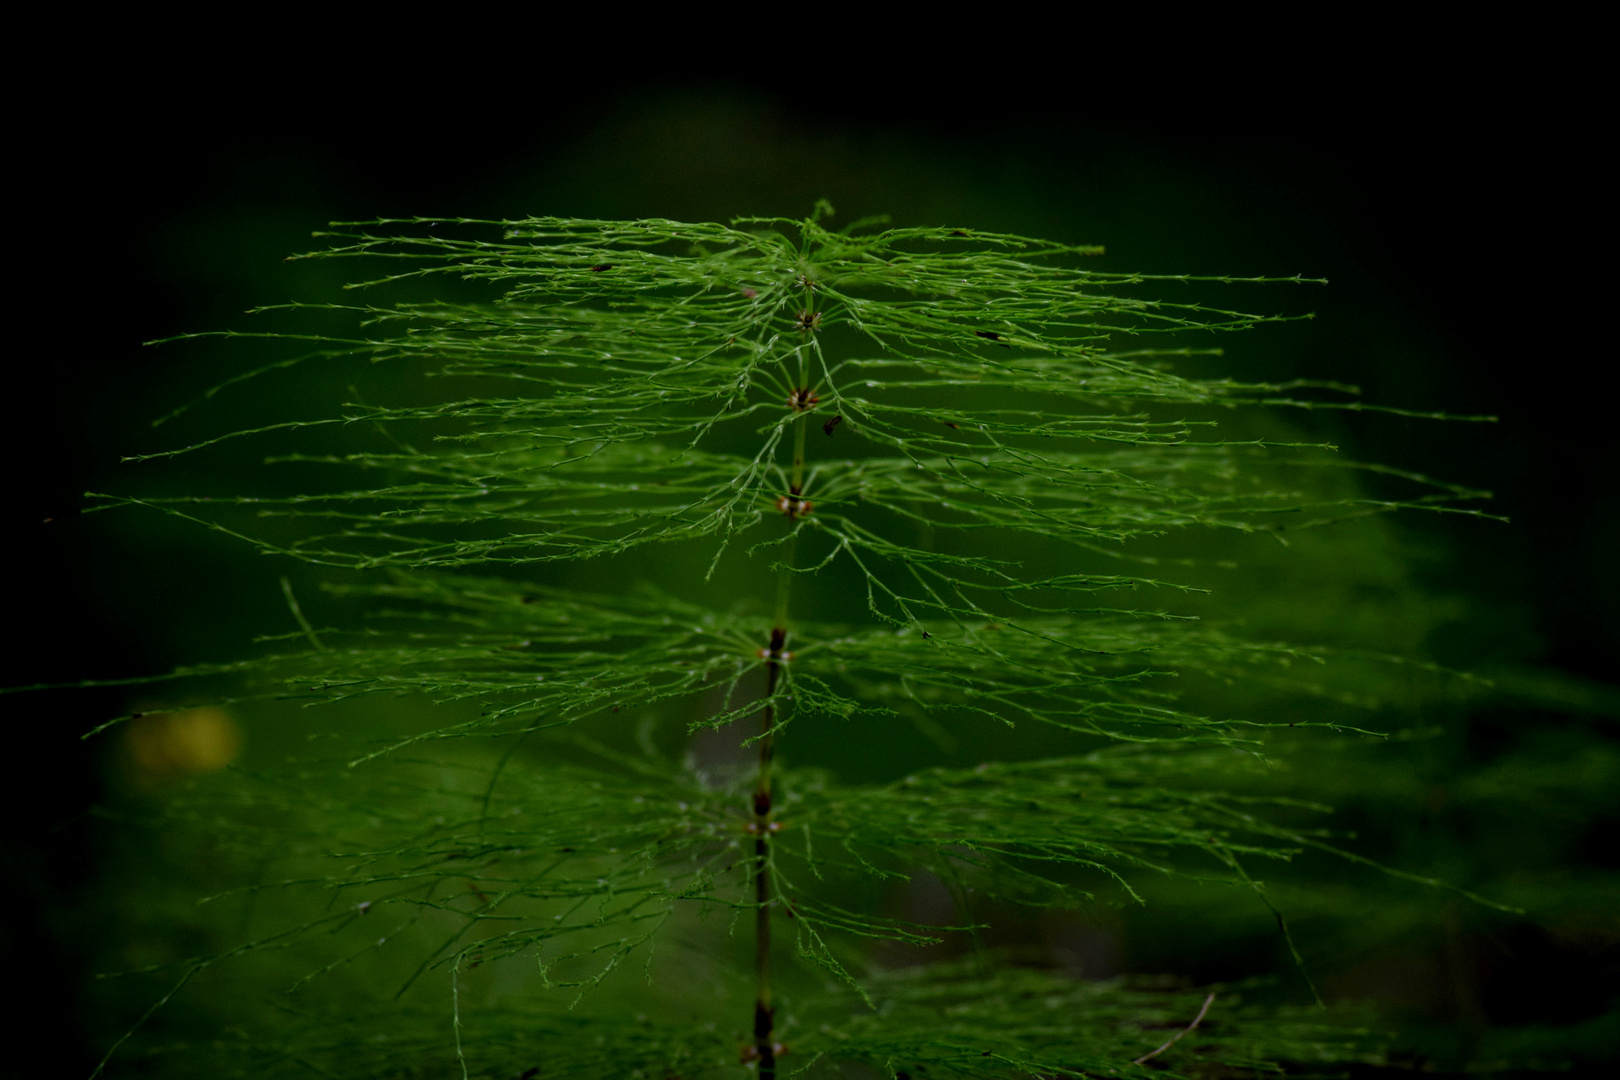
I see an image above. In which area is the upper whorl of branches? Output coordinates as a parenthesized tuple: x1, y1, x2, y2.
(111, 214, 1483, 567)
(83, 213, 1492, 752)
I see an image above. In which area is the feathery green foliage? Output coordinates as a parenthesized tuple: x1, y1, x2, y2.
(71, 208, 1504, 1077)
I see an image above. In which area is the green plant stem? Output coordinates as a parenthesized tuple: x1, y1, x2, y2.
(755, 410, 807, 1077)
(753, 640, 780, 1078)
(791, 404, 808, 495)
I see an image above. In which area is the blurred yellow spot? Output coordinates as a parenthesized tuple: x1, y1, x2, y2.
(126, 707, 242, 783)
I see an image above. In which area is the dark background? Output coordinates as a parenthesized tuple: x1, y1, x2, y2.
(7, 57, 1612, 1075)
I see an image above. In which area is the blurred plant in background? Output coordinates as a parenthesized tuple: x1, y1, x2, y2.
(8, 89, 1615, 1078)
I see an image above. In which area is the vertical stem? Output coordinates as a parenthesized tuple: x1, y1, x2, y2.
(755, 409, 806, 1078)
(790, 408, 808, 495)
(753, 628, 782, 1078)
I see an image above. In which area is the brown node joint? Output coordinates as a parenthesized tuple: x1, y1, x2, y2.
(753, 790, 772, 816)
(589, 263, 613, 272)
(775, 495, 813, 519)
(787, 387, 820, 412)
(757, 626, 791, 661)
(823, 414, 843, 436)
(795, 272, 814, 290)
(793, 308, 821, 333)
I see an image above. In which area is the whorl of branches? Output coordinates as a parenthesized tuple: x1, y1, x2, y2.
(69, 211, 1499, 1078)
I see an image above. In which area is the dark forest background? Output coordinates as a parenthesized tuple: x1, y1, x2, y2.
(6, 49, 1613, 1076)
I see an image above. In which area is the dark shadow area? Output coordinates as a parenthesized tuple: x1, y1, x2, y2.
(10, 62, 1609, 1077)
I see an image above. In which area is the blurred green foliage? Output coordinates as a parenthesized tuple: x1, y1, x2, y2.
(10, 89, 1615, 1077)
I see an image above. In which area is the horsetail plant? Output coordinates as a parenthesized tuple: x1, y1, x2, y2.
(73, 205, 1500, 1078)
